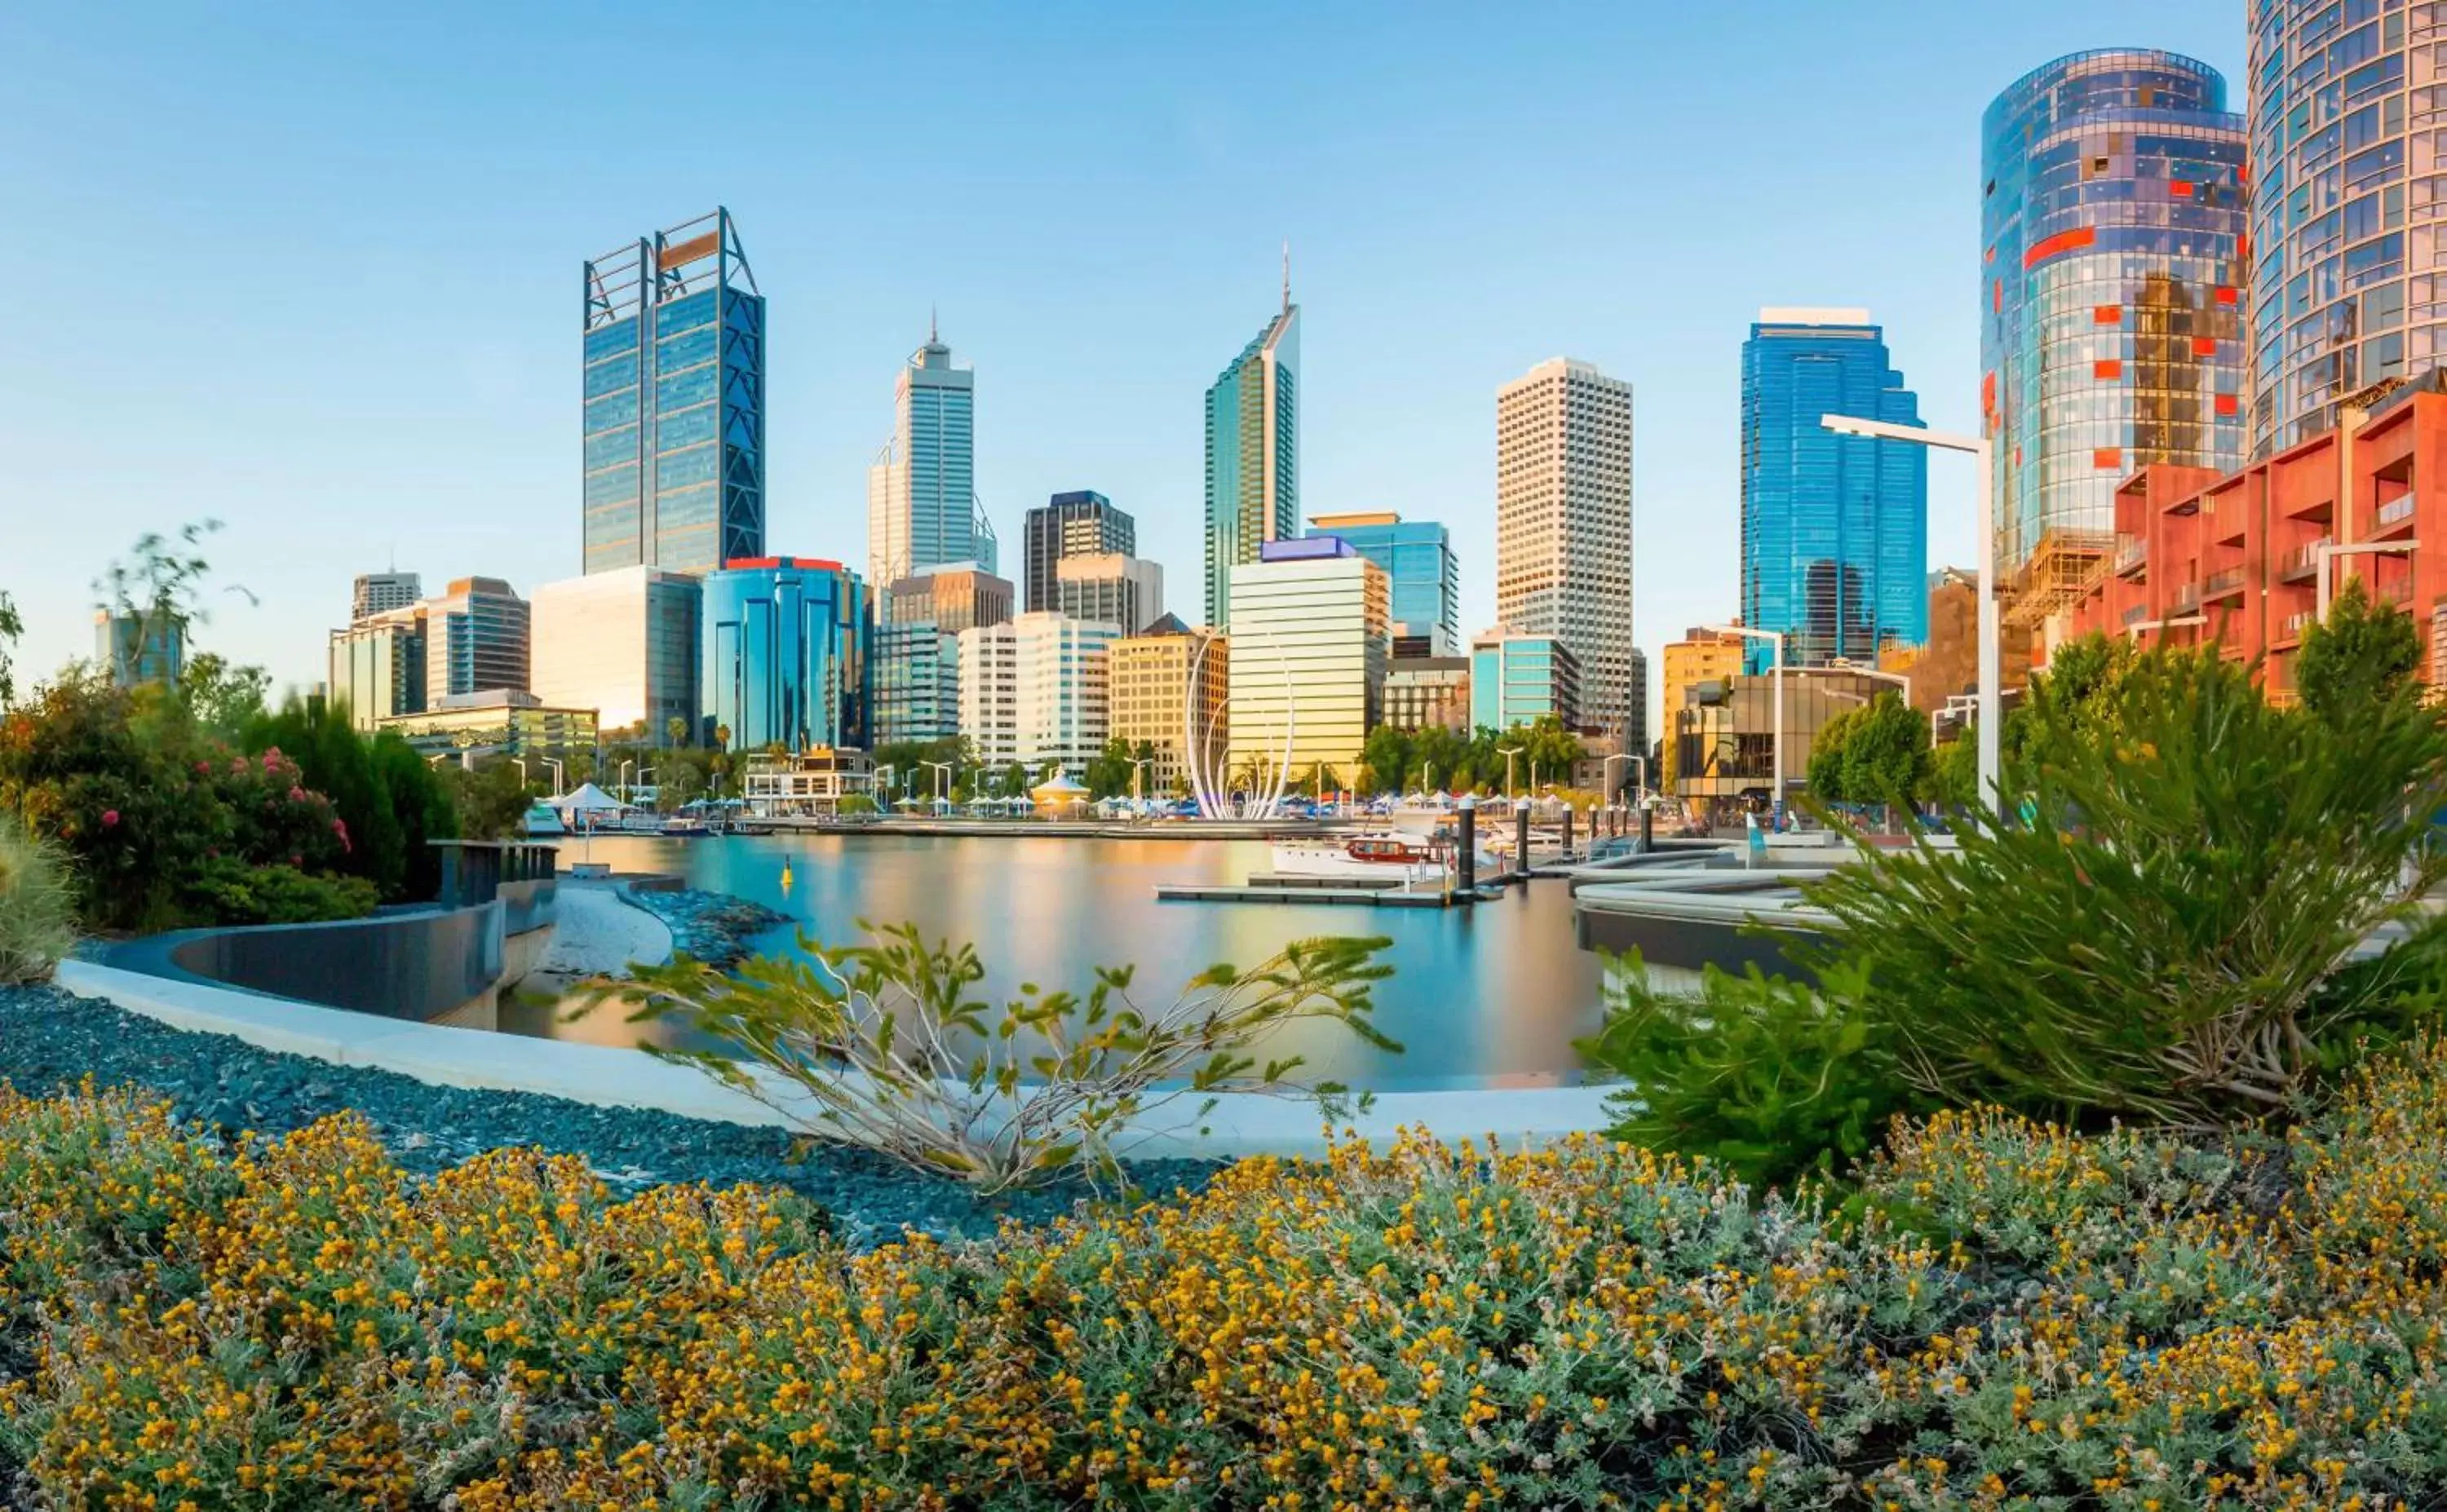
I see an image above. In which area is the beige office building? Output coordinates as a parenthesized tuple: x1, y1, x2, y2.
(958, 612, 1118, 779)
(1225, 539, 1387, 792)
(1108, 616, 1227, 797)
(1659, 627, 1746, 792)
(529, 567, 703, 745)
(1054, 551, 1165, 635)
(1496, 357, 1635, 733)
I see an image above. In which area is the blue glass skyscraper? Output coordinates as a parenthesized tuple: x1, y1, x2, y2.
(582, 209, 766, 576)
(702, 558, 871, 754)
(1306, 512, 1458, 655)
(1739, 309, 1927, 671)
(1205, 276, 1299, 626)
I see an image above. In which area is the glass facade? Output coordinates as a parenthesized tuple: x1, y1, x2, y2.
(874, 621, 961, 745)
(703, 559, 872, 754)
(1205, 303, 1300, 626)
(582, 209, 765, 576)
(868, 332, 992, 586)
(1306, 512, 1459, 656)
(328, 612, 426, 732)
(423, 578, 529, 705)
(529, 568, 701, 745)
(1224, 540, 1387, 787)
(1470, 631, 1581, 732)
(2250, 1, 2444, 454)
(1982, 51, 2246, 568)
(1023, 490, 1136, 612)
(1739, 311, 1928, 671)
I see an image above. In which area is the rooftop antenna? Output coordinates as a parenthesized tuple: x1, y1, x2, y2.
(930, 303, 939, 345)
(1281, 240, 1291, 315)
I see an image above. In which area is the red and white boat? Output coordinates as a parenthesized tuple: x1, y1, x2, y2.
(1268, 833, 1496, 884)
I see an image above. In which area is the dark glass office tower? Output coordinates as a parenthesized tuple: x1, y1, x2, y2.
(1023, 490, 1136, 612)
(582, 209, 766, 576)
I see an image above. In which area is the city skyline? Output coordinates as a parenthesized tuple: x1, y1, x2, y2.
(1, 2, 2245, 732)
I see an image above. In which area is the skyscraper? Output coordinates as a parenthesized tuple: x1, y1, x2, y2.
(1740, 309, 1929, 671)
(1053, 553, 1164, 634)
(1205, 272, 1299, 626)
(582, 209, 766, 576)
(1494, 358, 1636, 734)
(1306, 511, 1459, 657)
(957, 612, 1118, 780)
(2248, 11, 2444, 454)
(351, 573, 421, 623)
(702, 558, 871, 754)
(868, 322, 994, 588)
(421, 577, 530, 707)
(1982, 53, 2245, 581)
(1024, 491, 1136, 612)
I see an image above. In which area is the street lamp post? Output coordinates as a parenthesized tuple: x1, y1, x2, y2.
(921, 759, 954, 807)
(1821, 413, 1997, 810)
(1497, 745, 1523, 801)
(2316, 540, 2421, 619)
(542, 758, 564, 797)
(1701, 623, 1785, 822)
(1131, 758, 1153, 804)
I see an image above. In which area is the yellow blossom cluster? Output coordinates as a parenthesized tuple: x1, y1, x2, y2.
(11, 1044, 2447, 1507)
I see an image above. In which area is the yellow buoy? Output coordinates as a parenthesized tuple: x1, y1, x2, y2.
(779, 859, 794, 899)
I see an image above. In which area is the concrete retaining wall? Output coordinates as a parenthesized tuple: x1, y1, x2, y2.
(51, 960, 1618, 1160)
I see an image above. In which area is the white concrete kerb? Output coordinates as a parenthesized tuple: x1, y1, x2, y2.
(51, 961, 1618, 1161)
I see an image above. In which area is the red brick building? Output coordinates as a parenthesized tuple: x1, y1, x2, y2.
(2052, 379, 2447, 701)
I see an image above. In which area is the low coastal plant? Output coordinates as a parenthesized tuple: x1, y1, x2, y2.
(617, 922, 1397, 1193)
(17, 1046, 2447, 1504)
(0, 816, 75, 984)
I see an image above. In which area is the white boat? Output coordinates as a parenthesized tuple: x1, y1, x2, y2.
(1268, 833, 1495, 885)
(520, 802, 567, 838)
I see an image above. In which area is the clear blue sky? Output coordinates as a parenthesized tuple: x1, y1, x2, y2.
(0, 1, 2243, 724)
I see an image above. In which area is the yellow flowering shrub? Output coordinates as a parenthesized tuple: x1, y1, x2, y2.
(14, 1046, 2447, 1507)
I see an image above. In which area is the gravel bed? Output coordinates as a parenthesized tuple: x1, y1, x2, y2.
(626, 887, 792, 968)
(0, 982, 1220, 1250)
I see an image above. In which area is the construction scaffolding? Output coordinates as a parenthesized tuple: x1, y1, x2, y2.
(2004, 528, 2113, 630)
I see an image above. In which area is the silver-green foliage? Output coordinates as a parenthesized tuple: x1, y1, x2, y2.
(0, 816, 77, 985)
(617, 922, 1396, 1193)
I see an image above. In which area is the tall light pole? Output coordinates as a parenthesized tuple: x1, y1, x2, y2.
(1821, 413, 1996, 809)
(542, 757, 564, 796)
(2316, 540, 2421, 619)
(921, 759, 954, 807)
(1701, 624, 1785, 820)
(1498, 745, 1523, 800)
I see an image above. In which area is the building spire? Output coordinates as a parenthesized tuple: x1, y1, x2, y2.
(1281, 240, 1291, 315)
(929, 303, 938, 345)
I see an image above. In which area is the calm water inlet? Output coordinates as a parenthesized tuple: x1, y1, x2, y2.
(518, 833, 1612, 1091)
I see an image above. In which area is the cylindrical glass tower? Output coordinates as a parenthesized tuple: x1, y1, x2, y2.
(2249, 1, 2440, 457)
(1981, 51, 2248, 577)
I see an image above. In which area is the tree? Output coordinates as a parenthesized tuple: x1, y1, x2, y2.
(178, 653, 271, 741)
(666, 715, 693, 749)
(1001, 761, 1029, 798)
(1412, 724, 1470, 794)
(445, 758, 534, 842)
(92, 520, 244, 688)
(0, 589, 20, 708)
(1361, 725, 1414, 795)
(1512, 714, 1586, 787)
(1807, 704, 1865, 801)
(1084, 737, 1136, 799)
(2295, 577, 2425, 723)
(1808, 692, 1928, 816)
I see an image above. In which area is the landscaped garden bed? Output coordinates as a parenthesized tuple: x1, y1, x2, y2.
(10, 1041, 2447, 1507)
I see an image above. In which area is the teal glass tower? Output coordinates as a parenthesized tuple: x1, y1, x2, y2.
(1205, 272, 1299, 626)
(702, 557, 871, 754)
(1740, 310, 1927, 671)
(1306, 512, 1458, 655)
(582, 209, 766, 576)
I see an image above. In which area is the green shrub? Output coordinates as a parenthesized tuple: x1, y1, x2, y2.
(1577, 954, 1930, 1191)
(173, 856, 378, 925)
(619, 922, 1395, 1193)
(0, 816, 76, 984)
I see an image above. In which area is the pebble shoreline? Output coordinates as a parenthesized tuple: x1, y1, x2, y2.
(0, 975, 1219, 1250)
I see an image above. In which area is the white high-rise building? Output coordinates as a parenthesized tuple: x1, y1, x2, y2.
(957, 612, 1117, 780)
(352, 572, 422, 623)
(1495, 357, 1635, 734)
(1225, 537, 1387, 793)
(867, 321, 997, 589)
(1054, 552, 1165, 636)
